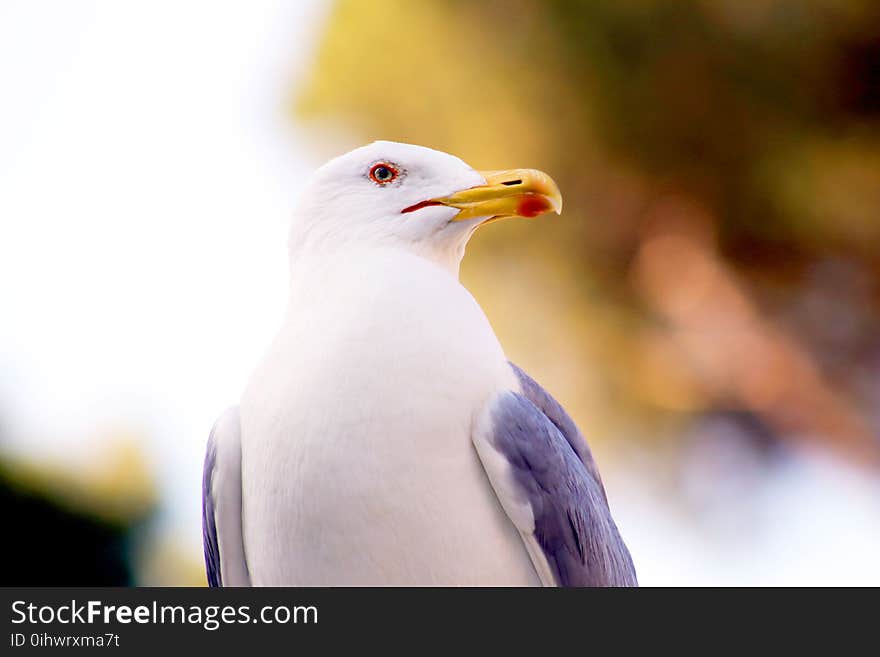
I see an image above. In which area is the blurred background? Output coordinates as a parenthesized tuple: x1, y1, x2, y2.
(2, 0, 879, 586)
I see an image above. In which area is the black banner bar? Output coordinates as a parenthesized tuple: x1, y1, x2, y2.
(0, 586, 863, 653)
(1, 587, 639, 652)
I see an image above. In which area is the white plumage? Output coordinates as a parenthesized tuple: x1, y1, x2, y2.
(203, 141, 636, 587)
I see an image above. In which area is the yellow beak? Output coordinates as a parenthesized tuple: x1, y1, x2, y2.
(409, 169, 562, 222)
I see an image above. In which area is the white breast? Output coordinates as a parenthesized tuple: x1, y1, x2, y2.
(239, 247, 537, 585)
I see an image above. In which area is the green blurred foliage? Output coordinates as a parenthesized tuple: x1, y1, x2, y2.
(295, 0, 880, 462)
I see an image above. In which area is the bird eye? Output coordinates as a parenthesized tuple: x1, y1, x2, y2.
(369, 162, 399, 185)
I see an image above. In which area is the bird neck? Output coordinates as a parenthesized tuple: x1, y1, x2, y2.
(288, 239, 466, 285)
(407, 238, 467, 279)
(282, 245, 473, 341)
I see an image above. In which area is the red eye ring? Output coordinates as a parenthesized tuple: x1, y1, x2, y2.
(369, 162, 399, 185)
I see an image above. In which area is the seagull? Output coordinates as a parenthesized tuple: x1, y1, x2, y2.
(202, 141, 637, 587)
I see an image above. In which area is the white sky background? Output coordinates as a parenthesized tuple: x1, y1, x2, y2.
(0, 0, 327, 564)
(1, 0, 878, 586)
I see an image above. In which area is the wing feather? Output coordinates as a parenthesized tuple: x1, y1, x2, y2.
(472, 365, 637, 587)
(202, 407, 250, 587)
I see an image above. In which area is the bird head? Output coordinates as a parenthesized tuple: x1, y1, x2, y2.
(289, 141, 562, 272)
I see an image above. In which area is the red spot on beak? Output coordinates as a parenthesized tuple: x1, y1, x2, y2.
(517, 195, 552, 218)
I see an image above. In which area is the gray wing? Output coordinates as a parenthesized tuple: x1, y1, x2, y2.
(202, 407, 251, 587)
(509, 362, 608, 500)
(471, 364, 637, 587)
